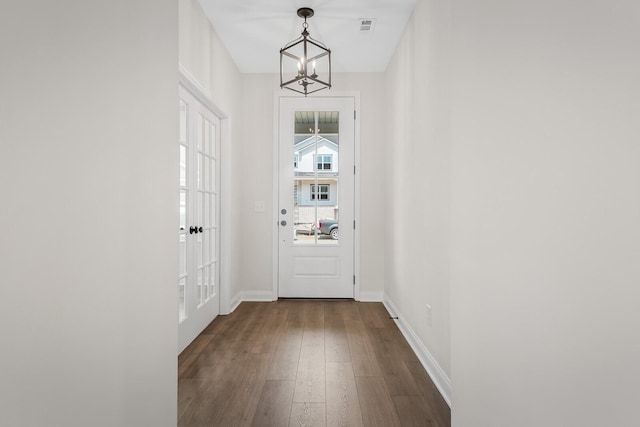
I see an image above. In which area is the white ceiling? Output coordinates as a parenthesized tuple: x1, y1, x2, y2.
(197, 0, 416, 74)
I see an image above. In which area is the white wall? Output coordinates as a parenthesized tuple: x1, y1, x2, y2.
(232, 74, 279, 297)
(0, 1, 177, 426)
(450, 0, 640, 425)
(384, 0, 452, 386)
(179, 0, 240, 117)
(385, 0, 640, 423)
(334, 74, 388, 298)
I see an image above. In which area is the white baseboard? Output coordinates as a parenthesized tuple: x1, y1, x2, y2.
(383, 295, 452, 407)
(229, 290, 276, 313)
(229, 292, 243, 313)
(358, 291, 384, 302)
(241, 290, 276, 301)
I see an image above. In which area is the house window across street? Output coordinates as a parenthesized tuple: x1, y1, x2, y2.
(311, 184, 330, 200)
(316, 154, 332, 171)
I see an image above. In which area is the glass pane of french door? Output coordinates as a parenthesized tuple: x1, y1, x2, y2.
(195, 114, 218, 307)
(178, 99, 188, 322)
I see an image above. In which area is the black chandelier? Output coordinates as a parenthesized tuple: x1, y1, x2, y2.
(280, 7, 332, 96)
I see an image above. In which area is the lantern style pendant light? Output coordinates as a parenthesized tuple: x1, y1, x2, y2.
(280, 7, 332, 96)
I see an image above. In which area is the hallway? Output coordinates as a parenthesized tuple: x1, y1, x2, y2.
(178, 300, 450, 426)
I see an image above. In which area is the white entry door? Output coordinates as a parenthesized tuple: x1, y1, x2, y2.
(278, 96, 355, 298)
(178, 86, 220, 353)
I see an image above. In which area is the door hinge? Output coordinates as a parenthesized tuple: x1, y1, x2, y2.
(354, 165, 356, 175)
(353, 275, 356, 285)
(354, 110, 356, 120)
(353, 220, 356, 230)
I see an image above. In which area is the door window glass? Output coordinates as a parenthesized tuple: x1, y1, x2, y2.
(293, 111, 339, 245)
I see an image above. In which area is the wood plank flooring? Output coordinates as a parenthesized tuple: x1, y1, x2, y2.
(178, 300, 450, 427)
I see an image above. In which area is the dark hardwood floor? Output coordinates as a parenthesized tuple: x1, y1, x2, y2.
(178, 300, 450, 427)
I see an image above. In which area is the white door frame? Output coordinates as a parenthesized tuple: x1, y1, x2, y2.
(272, 91, 361, 300)
(179, 65, 232, 316)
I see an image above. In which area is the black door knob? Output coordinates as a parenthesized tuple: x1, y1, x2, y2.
(190, 226, 197, 234)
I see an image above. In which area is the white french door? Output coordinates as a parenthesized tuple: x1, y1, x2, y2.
(278, 96, 355, 298)
(178, 86, 220, 353)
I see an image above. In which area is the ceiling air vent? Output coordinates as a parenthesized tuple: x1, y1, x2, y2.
(359, 18, 376, 33)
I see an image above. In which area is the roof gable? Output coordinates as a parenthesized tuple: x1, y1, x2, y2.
(294, 136, 338, 154)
